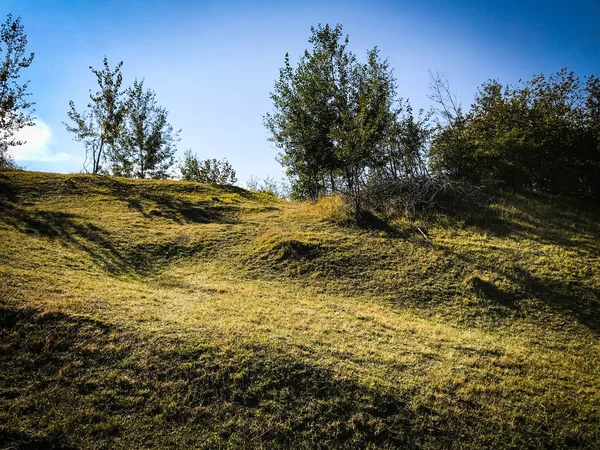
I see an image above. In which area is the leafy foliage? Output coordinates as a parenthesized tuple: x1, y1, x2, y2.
(179, 149, 237, 185)
(64, 57, 127, 174)
(267, 26, 391, 204)
(246, 175, 288, 198)
(66, 63, 179, 178)
(113, 79, 180, 179)
(0, 14, 35, 169)
(266, 24, 434, 213)
(430, 68, 600, 199)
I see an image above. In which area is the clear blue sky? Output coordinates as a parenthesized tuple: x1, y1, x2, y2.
(3, 0, 600, 184)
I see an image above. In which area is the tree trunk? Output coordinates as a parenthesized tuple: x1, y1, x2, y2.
(94, 139, 104, 174)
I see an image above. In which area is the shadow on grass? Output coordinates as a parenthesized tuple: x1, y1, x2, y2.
(92, 176, 240, 225)
(0, 172, 260, 201)
(263, 240, 325, 263)
(470, 276, 517, 308)
(0, 207, 207, 276)
(1, 174, 244, 226)
(124, 196, 236, 225)
(0, 305, 415, 448)
(460, 192, 600, 251)
(0, 429, 77, 450)
(0, 175, 19, 205)
(99, 176, 257, 213)
(506, 268, 600, 334)
(440, 243, 600, 334)
(1, 304, 591, 448)
(355, 210, 404, 236)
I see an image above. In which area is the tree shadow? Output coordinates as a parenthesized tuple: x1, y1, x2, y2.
(2, 208, 132, 275)
(1, 207, 207, 276)
(355, 210, 401, 235)
(124, 195, 236, 225)
(470, 276, 518, 308)
(430, 242, 600, 334)
(1, 174, 245, 226)
(505, 267, 600, 334)
(101, 175, 257, 203)
(1, 304, 585, 448)
(0, 305, 414, 447)
(90, 177, 241, 225)
(0, 174, 19, 210)
(459, 193, 600, 251)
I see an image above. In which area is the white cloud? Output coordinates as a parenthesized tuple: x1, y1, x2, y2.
(8, 119, 71, 162)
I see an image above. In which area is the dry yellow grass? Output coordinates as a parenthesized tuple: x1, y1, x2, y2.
(1, 171, 599, 448)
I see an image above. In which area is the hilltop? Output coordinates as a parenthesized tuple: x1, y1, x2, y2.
(1, 171, 599, 448)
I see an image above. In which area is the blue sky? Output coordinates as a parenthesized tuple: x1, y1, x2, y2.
(3, 0, 600, 184)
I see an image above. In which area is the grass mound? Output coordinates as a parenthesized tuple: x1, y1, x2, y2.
(266, 239, 324, 262)
(1, 171, 599, 448)
(251, 236, 327, 276)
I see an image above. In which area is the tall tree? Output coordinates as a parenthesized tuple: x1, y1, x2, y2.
(65, 57, 126, 174)
(331, 46, 396, 212)
(265, 24, 396, 211)
(0, 14, 35, 168)
(265, 44, 336, 199)
(115, 79, 179, 179)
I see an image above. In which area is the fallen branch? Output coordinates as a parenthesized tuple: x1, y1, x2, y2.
(416, 227, 431, 241)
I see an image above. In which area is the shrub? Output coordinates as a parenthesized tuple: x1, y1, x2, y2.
(179, 150, 237, 185)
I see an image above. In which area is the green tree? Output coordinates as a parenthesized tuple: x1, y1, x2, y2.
(65, 57, 126, 174)
(265, 24, 396, 212)
(0, 14, 35, 168)
(586, 75, 600, 131)
(116, 79, 179, 179)
(333, 46, 396, 212)
(430, 68, 600, 198)
(265, 27, 338, 200)
(371, 103, 432, 182)
(179, 149, 237, 185)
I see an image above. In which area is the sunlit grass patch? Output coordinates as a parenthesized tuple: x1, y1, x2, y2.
(1, 171, 599, 448)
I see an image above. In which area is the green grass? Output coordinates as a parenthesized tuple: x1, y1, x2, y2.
(1, 171, 599, 448)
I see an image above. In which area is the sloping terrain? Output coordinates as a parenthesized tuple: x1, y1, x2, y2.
(1, 171, 599, 448)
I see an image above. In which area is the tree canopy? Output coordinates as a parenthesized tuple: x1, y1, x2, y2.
(65, 57, 127, 174)
(266, 24, 432, 211)
(430, 68, 600, 199)
(0, 14, 35, 168)
(179, 150, 237, 185)
(66, 61, 179, 178)
(113, 79, 180, 179)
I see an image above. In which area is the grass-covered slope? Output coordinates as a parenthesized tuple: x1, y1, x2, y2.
(1, 171, 599, 448)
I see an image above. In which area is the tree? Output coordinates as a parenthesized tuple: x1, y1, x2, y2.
(265, 24, 397, 212)
(586, 75, 600, 131)
(65, 57, 126, 174)
(332, 46, 396, 212)
(371, 103, 432, 182)
(179, 150, 237, 185)
(115, 79, 179, 179)
(246, 175, 288, 198)
(265, 39, 337, 200)
(429, 68, 600, 198)
(0, 14, 35, 168)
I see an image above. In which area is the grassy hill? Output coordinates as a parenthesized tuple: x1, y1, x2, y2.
(1, 171, 599, 448)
